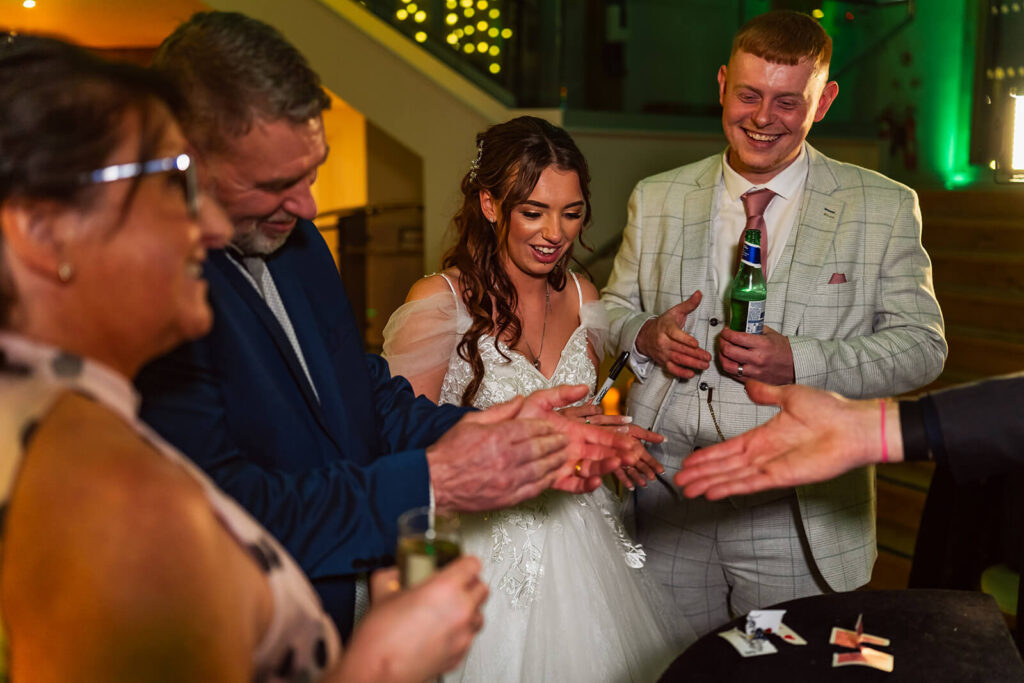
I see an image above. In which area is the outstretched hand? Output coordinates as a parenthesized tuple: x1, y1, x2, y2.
(674, 381, 895, 500)
(612, 423, 665, 491)
(427, 397, 570, 511)
(519, 385, 639, 493)
(559, 403, 665, 490)
(634, 291, 711, 379)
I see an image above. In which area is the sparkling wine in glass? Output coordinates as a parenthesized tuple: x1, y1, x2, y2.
(396, 507, 462, 683)
(396, 506, 461, 588)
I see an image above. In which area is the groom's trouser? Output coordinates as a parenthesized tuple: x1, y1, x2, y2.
(634, 483, 830, 638)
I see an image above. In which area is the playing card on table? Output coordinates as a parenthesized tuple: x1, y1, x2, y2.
(830, 627, 891, 648)
(718, 627, 778, 657)
(832, 646, 895, 672)
(745, 609, 786, 636)
(775, 621, 807, 645)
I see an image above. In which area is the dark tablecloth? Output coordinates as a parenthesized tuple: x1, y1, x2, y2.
(659, 590, 1024, 682)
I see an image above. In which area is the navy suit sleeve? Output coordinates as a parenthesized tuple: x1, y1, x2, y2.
(137, 340, 433, 580)
(138, 222, 472, 636)
(137, 222, 468, 580)
(365, 352, 470, 454)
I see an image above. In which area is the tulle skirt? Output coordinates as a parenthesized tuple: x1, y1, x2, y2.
(448, 486, 694, 682)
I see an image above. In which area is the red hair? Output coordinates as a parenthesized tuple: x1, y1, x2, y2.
(731, 10, 832, 75)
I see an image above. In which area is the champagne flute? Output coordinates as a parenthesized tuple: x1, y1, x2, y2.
(396, 506, 462, 588)
(396, 506, 462, 683)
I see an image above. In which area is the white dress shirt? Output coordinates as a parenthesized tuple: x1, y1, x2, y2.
(631, 144, 810, 379)
(712, 144, 809, 305)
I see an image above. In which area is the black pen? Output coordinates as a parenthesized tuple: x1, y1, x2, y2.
(591, 351, 630, 405)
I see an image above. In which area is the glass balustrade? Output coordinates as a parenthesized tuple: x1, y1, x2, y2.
(350, 0, 917, 135)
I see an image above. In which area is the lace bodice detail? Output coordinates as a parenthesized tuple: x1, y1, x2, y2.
(438, 325, 597, 407)
(436, 271, 598, 406)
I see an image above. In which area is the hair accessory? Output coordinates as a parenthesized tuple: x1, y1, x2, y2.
(57, 262, 73, 283)
(469, 139, 484, 182)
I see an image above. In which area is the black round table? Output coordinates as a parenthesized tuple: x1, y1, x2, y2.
(659, 590, 1024, 682)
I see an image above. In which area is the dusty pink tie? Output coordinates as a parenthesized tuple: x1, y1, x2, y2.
(739, 188, 777, 278)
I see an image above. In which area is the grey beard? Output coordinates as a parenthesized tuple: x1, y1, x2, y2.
(231, 219, 291, 256)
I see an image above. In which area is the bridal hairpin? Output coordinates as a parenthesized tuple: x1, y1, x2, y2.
(469, 139, 484, 182)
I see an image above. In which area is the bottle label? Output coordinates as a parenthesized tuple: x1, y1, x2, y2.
(745, 300, 765, 334)
(740, 243, 762, 268)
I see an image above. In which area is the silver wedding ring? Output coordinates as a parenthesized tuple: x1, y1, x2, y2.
(737, 364, 744, 377)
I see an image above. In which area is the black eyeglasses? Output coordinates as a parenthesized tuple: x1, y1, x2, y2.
(79, 153, 199, 219)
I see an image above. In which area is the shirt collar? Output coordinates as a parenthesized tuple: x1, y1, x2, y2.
(721, 143, 808, 203)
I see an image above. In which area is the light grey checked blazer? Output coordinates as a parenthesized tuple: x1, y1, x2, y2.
(602, 144, 947, 591)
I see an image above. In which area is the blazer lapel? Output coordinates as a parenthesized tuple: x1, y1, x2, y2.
(266, 250, 352, 446)
(781, 146, 844, 334)
(679, 158, 720, 302)
(210, 251, 335, 431)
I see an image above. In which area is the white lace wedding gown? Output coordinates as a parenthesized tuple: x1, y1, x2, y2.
(383, 273, 693, 682)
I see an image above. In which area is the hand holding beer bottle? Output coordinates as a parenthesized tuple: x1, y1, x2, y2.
(719, 230, 795, 384)
(729, 229, 767, 334)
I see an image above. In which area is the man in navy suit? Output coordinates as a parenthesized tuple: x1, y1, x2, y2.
(137, 11, 630, 639)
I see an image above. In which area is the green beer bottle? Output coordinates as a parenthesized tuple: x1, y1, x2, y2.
(729, 229, 767, 334)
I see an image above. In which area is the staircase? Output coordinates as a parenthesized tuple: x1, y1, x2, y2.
(868, 187, 1024, 590)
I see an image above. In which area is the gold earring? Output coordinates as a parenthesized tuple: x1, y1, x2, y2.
(57, 262, 73, 282)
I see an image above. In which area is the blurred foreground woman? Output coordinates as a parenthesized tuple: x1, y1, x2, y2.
(0, 35, 484, 682)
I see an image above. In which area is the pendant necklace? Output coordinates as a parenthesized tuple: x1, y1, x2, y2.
(523, 282, 550, 370)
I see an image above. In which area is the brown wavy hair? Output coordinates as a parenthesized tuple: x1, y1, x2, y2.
(442, 116, 592, 406)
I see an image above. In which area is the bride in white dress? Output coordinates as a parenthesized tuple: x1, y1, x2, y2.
(383, 116, 695, 682)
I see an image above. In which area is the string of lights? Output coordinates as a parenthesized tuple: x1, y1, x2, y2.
(393, 0, 510, 75)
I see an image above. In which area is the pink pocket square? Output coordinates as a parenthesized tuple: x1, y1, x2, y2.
(828, 273, 848, 284)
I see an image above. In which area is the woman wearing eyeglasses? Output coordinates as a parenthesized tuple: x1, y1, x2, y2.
(0, 35, 485, 682)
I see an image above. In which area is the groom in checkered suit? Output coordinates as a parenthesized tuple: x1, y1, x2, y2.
(602, 10, 946, 637)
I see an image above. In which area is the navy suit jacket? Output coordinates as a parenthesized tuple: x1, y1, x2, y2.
(136, 220, 468, 638)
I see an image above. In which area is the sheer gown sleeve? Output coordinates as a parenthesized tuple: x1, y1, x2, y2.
(382, 289, 468, 403)
(579, 299, 610, 367)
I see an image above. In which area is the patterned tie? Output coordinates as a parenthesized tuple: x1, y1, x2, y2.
(738, 188, 777, 278)
(242, 255, 320, 403)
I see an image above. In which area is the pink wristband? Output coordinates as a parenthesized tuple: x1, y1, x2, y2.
(879, 400, 888, 464)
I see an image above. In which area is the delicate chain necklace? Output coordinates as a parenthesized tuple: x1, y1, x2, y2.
(523, 282, 550, 370)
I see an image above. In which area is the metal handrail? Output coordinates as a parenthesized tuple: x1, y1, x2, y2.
(315, 202, 423, 230)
